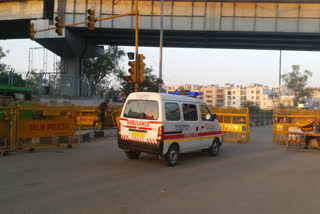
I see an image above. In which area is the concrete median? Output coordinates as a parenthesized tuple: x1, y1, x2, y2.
(73, 128, 118, 143)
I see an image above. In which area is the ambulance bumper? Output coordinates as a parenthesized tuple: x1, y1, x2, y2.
(118, 135, 163, 155)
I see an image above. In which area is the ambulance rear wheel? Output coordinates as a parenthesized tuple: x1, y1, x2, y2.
(166, 144, 179, 166)
(125, 151, 140, 159)
(208, 138, 220, 156)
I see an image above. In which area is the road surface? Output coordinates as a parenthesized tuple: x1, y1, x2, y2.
(1, 125, 320, 214)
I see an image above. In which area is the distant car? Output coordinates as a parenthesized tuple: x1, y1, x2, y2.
(118, 92, 223, 166)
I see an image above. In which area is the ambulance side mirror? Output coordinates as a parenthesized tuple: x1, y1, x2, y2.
(212, 114, 217, 121)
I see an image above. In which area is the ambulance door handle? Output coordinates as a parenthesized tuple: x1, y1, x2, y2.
(196, 127, 199, 132)
(201, 126, 204, 129)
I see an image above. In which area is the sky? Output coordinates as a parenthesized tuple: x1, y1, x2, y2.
(1, 39, 320, 88)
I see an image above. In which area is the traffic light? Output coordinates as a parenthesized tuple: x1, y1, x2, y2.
(123, 53, 136, 83)
(55, 16, 63, 36)
(87, 9, 95, 30)
(29, 23, 35, 40)
(137, 54, 145, 82)
(127, 52, 134, 60)
(123, 76, 133, 83)
(128, 60, 137, 82)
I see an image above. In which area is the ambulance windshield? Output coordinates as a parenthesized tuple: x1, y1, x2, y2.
(123, 100, 159, 120)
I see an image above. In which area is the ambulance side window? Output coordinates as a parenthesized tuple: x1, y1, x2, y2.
(165, 103, 180, 121)
(200, 105, 213, 121)
(182, 104, 198, 121)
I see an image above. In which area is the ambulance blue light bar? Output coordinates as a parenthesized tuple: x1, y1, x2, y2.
(188, 92, 199, 96)
(171, 91, 199, 96)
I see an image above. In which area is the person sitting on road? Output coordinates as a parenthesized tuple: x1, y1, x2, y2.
(300, 116, 320, 149)
(93, 98, 110, 130)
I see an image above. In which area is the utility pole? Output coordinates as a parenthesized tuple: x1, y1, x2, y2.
(278, 50, 282, 109)
(158, 0, 164, 93)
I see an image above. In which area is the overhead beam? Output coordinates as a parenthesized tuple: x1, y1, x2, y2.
(0, 0, 54, 21)
(68, 28, 320, 51)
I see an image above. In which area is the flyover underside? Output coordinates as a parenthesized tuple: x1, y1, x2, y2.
(0, 20, 30, 39)
(70, 28, 320, 51)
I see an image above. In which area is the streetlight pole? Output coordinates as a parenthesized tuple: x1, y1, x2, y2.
(158, 0, 164, 93)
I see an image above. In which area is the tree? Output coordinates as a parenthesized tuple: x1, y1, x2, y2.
(27, 70, 48, 94)
(0, 69, 25, 86)
(0, 46, 9, 73)
(83, 46, 125, 94)
(106, 87, 123, 102)
(0, 47, 26, 86)
(281, 65, 312, 107)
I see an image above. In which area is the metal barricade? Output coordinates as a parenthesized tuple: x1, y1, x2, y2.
(75, 106, 99, 128)
(75, 105, 123, 129)
(109, 105, 123, 128)
(15, 101, 79, 152)
(211, 107, 250, 143)
(0, 96, 17, 156)
(273, 109, 320, 144)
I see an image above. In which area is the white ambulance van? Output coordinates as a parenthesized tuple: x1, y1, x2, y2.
(118, 92, 223, 166)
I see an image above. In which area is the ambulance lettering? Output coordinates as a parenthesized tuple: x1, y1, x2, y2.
(127, 120, 150, 127)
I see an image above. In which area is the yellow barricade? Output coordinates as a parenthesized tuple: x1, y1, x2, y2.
(75, 106, 99, 128)
(15, 101, 79, 152)
(109, 105, 123, 127)
(75, 105, 123, 129)
(0, 96, 17, 156)
(273, 109, 320, 144)
(211, 107, 250, 143)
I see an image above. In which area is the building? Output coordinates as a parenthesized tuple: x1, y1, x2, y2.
(245, 84, 274, 110)
(166, 83, 291, 110)
(199, 85, 217, 107)
(166, 84, 202, 94)
(216, 88, 225, 106)
(166, 85, 180, 93)
(224, 83, 233, 107)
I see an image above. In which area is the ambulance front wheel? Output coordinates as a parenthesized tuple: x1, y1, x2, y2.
(125, 151, 140, 159)
(208, 138, 220, 156)
(166, 144, 179, 167)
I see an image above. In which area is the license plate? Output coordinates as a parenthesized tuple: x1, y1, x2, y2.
(131, 131, 146, 138)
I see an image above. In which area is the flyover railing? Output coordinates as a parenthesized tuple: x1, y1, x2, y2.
(211, 107, 250, 143)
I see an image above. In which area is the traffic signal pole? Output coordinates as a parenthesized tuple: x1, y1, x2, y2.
(134, 0, 139, 92)
(34, 12, 135, 34)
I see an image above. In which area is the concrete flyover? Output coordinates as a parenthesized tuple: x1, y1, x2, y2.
(3, 0, 320, 51)
(2, 0, 320, 96)
(0, 0, 54, 39)
(2, 0, 320, 49)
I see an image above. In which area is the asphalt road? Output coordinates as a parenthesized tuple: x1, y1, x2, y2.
(1, 125, 320, 214)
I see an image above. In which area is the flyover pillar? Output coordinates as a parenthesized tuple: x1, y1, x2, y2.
(35, 28, 104, 96)
(60, 56, 82, 96)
